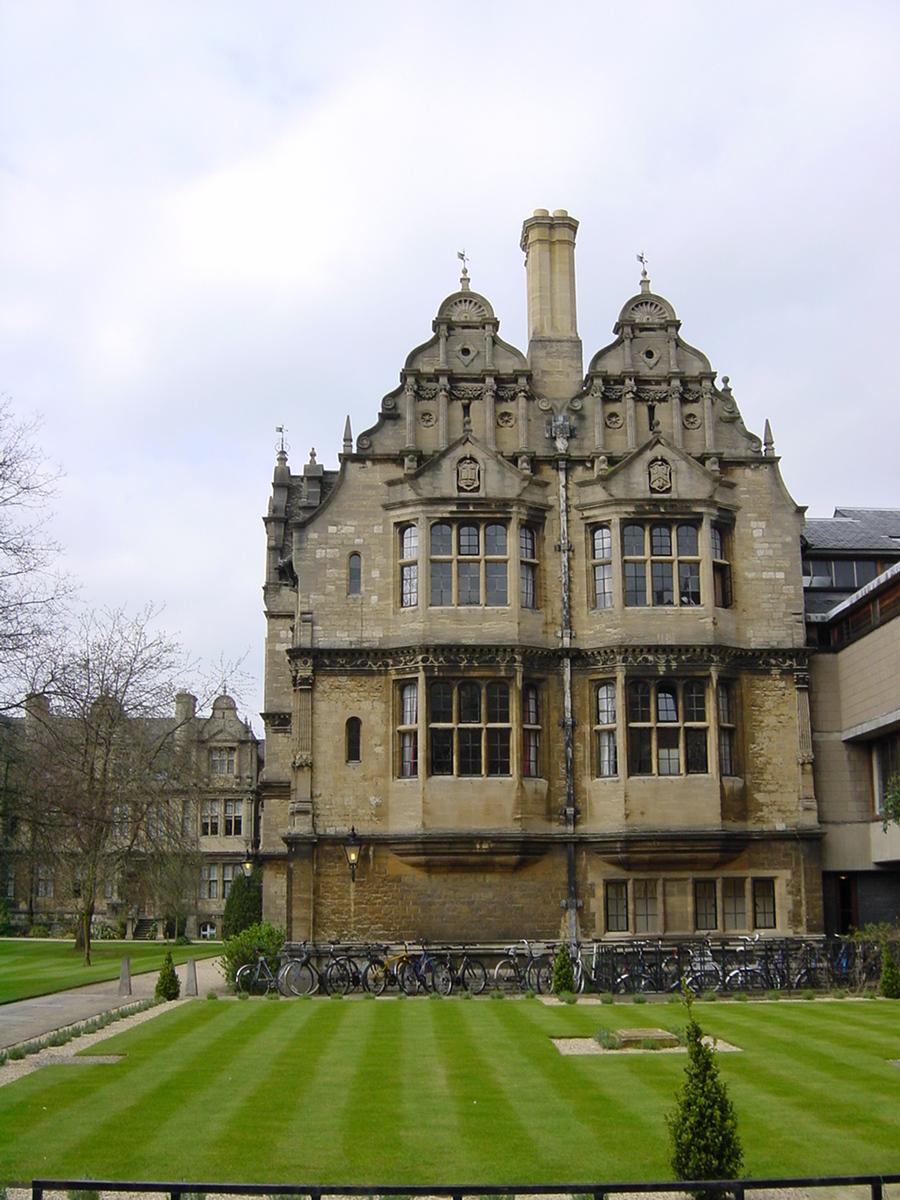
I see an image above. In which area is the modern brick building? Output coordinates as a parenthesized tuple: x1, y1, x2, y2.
(260, 209, 825, 945)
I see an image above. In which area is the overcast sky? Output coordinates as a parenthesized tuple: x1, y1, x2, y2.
(2, 1, 899, 732)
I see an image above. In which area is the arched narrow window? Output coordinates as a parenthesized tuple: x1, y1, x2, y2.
(346, 717, 361, 763)
(348, 553, 362, 596)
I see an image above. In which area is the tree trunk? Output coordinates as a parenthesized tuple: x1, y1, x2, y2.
(82, 901, 94, 965)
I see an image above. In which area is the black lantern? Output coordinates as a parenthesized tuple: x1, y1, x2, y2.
(343, 825, 361, 881)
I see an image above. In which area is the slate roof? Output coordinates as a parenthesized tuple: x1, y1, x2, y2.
(802, 508, 900, 554)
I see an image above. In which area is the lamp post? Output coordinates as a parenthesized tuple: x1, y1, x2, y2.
(343, 825, 361, 882)
(240, 858, 255, 880)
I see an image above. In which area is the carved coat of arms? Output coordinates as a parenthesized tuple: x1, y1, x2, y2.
(648, 457, 673, 494)
(457, 457, 481, 493)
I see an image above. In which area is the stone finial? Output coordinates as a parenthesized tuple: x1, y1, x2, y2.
(343, 416, 353, 456)
(764, 419, 775, 456)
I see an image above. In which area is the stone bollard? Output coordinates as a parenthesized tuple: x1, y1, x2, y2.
(118, 956, 132, 996)
(185, 958, 198, 997)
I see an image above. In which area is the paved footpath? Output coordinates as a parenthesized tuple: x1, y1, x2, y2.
(0, 954, 225, 1049)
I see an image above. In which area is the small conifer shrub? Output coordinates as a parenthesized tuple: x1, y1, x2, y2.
(881, 950, 900, 998)
(666, 994, 743, 1198)
(552, 943, 575, 995)
(155, 949, 181, 1001)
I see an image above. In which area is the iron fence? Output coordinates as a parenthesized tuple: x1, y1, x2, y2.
(31, 1174, 900, 1200)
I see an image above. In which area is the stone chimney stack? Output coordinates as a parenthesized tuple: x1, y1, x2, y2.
(175, 691, 197, 725)
(520, 208, 583, 402)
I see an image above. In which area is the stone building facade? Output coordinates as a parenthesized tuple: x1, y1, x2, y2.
(260, 209, 823, 945)
(3, 691, 260, 939)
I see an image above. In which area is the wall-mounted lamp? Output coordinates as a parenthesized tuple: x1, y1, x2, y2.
(343, 825, 361, 882)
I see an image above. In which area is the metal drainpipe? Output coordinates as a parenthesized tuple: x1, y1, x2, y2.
(550, 414, 579, 946)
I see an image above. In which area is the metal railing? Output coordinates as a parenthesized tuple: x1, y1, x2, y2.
(32, 1175, 900, 1200)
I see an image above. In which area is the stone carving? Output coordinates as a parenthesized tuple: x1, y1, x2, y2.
(538, 398, 552, 411)
(452, 384, 484, 400)
(497, 384, 520, 401)
(639, 385, 668, 402)
(382, 397, 396, 410)
(648, 457, 673, 494)
(497, 410, 515, 427)
(445, 296, 488, 323)
(419, 410, 436, 427)
(417, 383, 439, 400)
(570, 398, 583, 411)
(357, 435, 371, 450)
(292, 752, 313, 769)
(628, 299, 668, 324)
(457, 457, 481, 492)
(605, 411, 623, 429)
(312, 645, 558, 673)
(581, 646, 807, 673)
(683, 412, 701, 429)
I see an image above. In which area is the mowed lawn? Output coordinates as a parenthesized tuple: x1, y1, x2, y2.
(0, 939, 222, 1004)
(1, 997, 899, 1186)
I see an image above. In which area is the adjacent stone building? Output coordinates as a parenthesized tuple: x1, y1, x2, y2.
(804, 509, 900, 934)
(260, 209, 824, 945)
(3, 691, 260, 939)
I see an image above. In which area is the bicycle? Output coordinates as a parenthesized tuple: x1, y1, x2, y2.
(440, 945, 488, 995)
(363, 944, 414, 995)
(236, 953, 280, 995)
(277, 943, 321, 996)
(615, 941, 680, 993)
(494, 940, 551, 994)
(399, 943, 453, 995)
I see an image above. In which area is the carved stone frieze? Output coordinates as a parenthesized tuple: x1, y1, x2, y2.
(579, 645, 807, 673)
(262, 711, 292, 730)
(311, 645, 559, 673)
(417, 383, 439, 400)
(292, 752, 313, 769)
(451, 384, 484, 401)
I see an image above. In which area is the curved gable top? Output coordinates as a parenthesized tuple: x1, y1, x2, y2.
(436, 289, 496, 324)
(615, 290, 679, 331)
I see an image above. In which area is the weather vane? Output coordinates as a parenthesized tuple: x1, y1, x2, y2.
(275, 425, 289, 454)
(457, 248, 469, 280)
(637, 250, 649, 278)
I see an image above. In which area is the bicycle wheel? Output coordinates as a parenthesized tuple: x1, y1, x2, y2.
(431, 964, 453, 996)
(529, 958, 552, 994)
(363, 960, 387, 995)
(461, 958, 488, 995)
(236, 964, 264, 995)
(325, 958, 352, 995)
(280, 960, 316, 997)
(494, 957, 519, 993)
(398, 959, 420, 995)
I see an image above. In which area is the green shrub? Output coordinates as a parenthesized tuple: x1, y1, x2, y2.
(734, 992, 748, 1002)
(633, 992, 647, 1004)
(881, 951, 900, 998)
(490, 988, 504, 999)
(641, 1038, 661, 1050)
(765, 989, 781, 1001)
(524, 987, 536, 999)
(666, 998, 743, 1197)
(551, 943, 575, 995)
(557, 989, 577, 1004)
(222, 866, 263, 940)
(600, 991, 614, 1004)
(220, 920, 286, 984)
(701, 990, 717, 1003)
(154, 949, 180, 1001)
(206, 991, 218, 1000)
(596, 1028, 622, 1050)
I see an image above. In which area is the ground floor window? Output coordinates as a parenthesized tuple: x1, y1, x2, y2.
(199, 921, 217, 939)
(599, 874, 779, 935)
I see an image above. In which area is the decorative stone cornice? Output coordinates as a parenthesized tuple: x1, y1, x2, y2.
(578, 645, 807, 673)
(306, 645, 560, 673)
